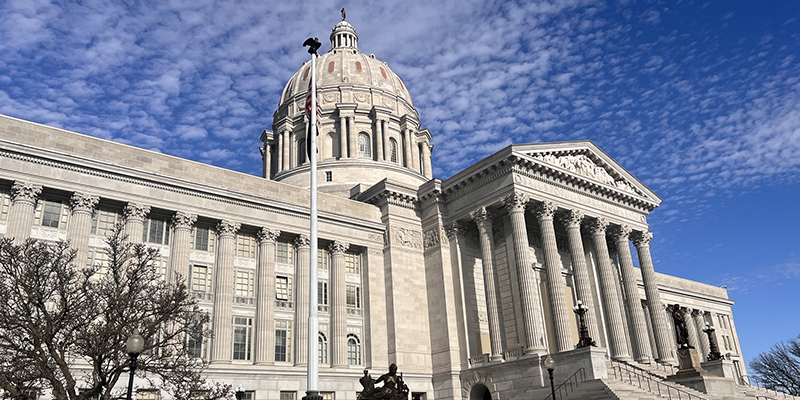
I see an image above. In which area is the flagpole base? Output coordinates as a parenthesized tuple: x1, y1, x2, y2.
(303, 390, 323, 400)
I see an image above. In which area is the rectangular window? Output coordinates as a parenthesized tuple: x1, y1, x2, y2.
(238, 392, 254, 400)
(91, 207, 120, 236)
(232, 317, 253, 360)
(275, 320, 292, 362)
(318, 249, 328, 270)
(235, 270, 255, 298)
(187, 316, 206, 359)
(35, 198, 67, 229)
(320, 393, 334, 400)
(325, 171, 332, 182)
(346, 284, 361, 309)
(279, 392, 296, 400)
(276, 241, 293, 264)
(345, 253, 360, 275)
(143, 218, 170, 245)
(88, 249, 111, 275)
(136, 390, 159, 400)
(236, 234, 256, 258)
(191, 265, 212, 293)
(275, 276, 292, 301)
(154, 257, 168, 280)
(318, 281, 328, 306)
(194, 227, 211, 251)
(0, 191, 10, 221)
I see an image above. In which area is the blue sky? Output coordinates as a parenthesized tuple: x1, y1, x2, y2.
(1, 0, 799, 370)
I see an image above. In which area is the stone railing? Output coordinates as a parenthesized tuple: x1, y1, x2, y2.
(234, 296, 254, 305)
(191, 291, 214, 302)
(275, 300, 293, 309)
(347, 307, 362, 316)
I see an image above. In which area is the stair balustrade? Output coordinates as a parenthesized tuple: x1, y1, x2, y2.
(610, 361, 710, 400)
(542, 368, 586, 400)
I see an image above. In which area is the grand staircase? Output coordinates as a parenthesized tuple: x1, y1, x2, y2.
(525, 358, 800, 400)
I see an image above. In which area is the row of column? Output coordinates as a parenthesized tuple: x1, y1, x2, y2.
(468, 191, 676, 363)
(268, 115, 433, 178)
(2, 180, 356, 366)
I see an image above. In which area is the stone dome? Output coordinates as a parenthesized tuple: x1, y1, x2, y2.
(262, 16, 434, 198)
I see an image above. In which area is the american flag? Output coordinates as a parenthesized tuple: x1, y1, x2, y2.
(305, 76, 320, 158)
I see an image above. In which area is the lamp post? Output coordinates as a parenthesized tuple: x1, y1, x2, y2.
(544, 355, 556, 400)
(235, 385, 245, 400)
(572, 300, 596, 348)
(702, 323, 722, 361)
(125, 332, 144, 400)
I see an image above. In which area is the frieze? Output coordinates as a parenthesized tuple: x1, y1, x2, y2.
(392, 227, 422, 249)
(322, 93, 338, 104)
(423, 228, 441, 249)
(353, 93, 370, 103)
(382, 97, 396, 109)
(30, 226, 67, 242)
(368, 233, 384, 243)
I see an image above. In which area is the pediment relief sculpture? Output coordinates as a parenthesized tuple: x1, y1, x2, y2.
(530, 152, 640, 195)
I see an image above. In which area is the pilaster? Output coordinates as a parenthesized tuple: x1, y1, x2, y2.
(211, 220, 240, 363)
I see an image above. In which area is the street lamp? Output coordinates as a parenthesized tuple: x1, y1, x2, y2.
(544, 355, 556, 400)
(702, 323, 722, 361)
(235, 385, 245, 400)
(572, 300, 596, 348)
(126, 331, 144, 400)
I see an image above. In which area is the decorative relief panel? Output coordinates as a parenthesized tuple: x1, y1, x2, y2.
(233, 257, 257, 269)
(353, 93, 370, 103)
(368, 232, 383, 243)
(190, 251, 215, 264)
(423, 227, 444, 249)
(30, 227, 66, 242)
(322, 93, 338, 104)
(275, 264, 294, 274)
(392, 227, 422, 249)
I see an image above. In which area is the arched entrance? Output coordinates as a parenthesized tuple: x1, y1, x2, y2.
(469, 383, 492, 400)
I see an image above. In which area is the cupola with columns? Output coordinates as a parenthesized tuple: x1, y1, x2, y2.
(260, 11, 433, 198)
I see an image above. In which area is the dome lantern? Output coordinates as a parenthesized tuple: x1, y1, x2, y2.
(330, 9, 358, 49)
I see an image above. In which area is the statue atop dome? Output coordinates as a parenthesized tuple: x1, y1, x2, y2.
(341, 8, 346, 21)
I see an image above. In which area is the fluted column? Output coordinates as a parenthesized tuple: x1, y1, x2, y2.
(374, 120, 383, 162)
(329, 241, 349, 366)
(610, 225, 651, 362)
(381, 120, 390, 161)
(6, 182, 42, 242)
(211, 220, 240, 363)
(423, 143, 433, 178)
(470, 207, 504, 361)
(504, 193, 546, 354)
(347, 116, 356, 158)
(294, 235, 311, 365)
(411, 139, 420, 173)
(642, 302, 659, 358)
(692, 309, 710, 360)
(338, 114, 346, 159)
(255, 228, 280, 364)
(632, 231, 676, 363)
(169, 212, 196, 282)
(281, 130, 288, 171)
(403, 129, 412, 168)
(684, 307, 700, 350)
(123, 203, 150, 244)
(559, 210, 600, 344)
(67, 193, 99, 267)
(531, 201, 572, 352)
(587, 218, 630, 360)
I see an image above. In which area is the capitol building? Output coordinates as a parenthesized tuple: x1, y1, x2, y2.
(0, 16, 762, 400)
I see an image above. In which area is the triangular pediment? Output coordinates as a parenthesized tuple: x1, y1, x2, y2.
(512, 141, 661, 206)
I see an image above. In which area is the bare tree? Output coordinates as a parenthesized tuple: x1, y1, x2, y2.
(749, 335, 800, 396)
(0, 225, 231, 400)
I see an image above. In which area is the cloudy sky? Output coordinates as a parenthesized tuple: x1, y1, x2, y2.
(2, 0, 799, 370)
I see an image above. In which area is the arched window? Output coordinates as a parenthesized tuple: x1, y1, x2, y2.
(357, 133, 371, 158)
(389, 138, 398, 163)
(298, 138, 306, 165)
(318, 332, 328, 364)
(347, 334, 361, 365)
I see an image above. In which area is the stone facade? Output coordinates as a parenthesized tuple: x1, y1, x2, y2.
(0, 17, 749, 400)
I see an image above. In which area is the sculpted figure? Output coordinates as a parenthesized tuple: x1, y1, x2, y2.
(357, 364, 409, 400)
(672, 304, 691, 348)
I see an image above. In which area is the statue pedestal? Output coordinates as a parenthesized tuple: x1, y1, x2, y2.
(701, 359, 736, 380)
(667, 348, 737, 396)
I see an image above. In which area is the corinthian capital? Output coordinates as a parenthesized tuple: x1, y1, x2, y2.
(471, 207, 491, 223)
(586, 218, 609, 236)
(295, 235, 311, 249)
(257, 227, 280, 244)
(172, 211, 197, 229)
(216, 220, 241, 237)
(123, 203, 151, 222)
(329, 241, 350, 255)
(531, 201, 557, 221)
(69, 193, 99, 213)
(632, 231, 653, 248)
(609, 224, 632, 242)
(10, 182, 42, 204)
(503, 192, 529, 213)
(558, 209, 584, 228)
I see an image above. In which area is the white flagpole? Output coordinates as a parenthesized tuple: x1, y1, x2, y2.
(304, 37, 321, 400)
